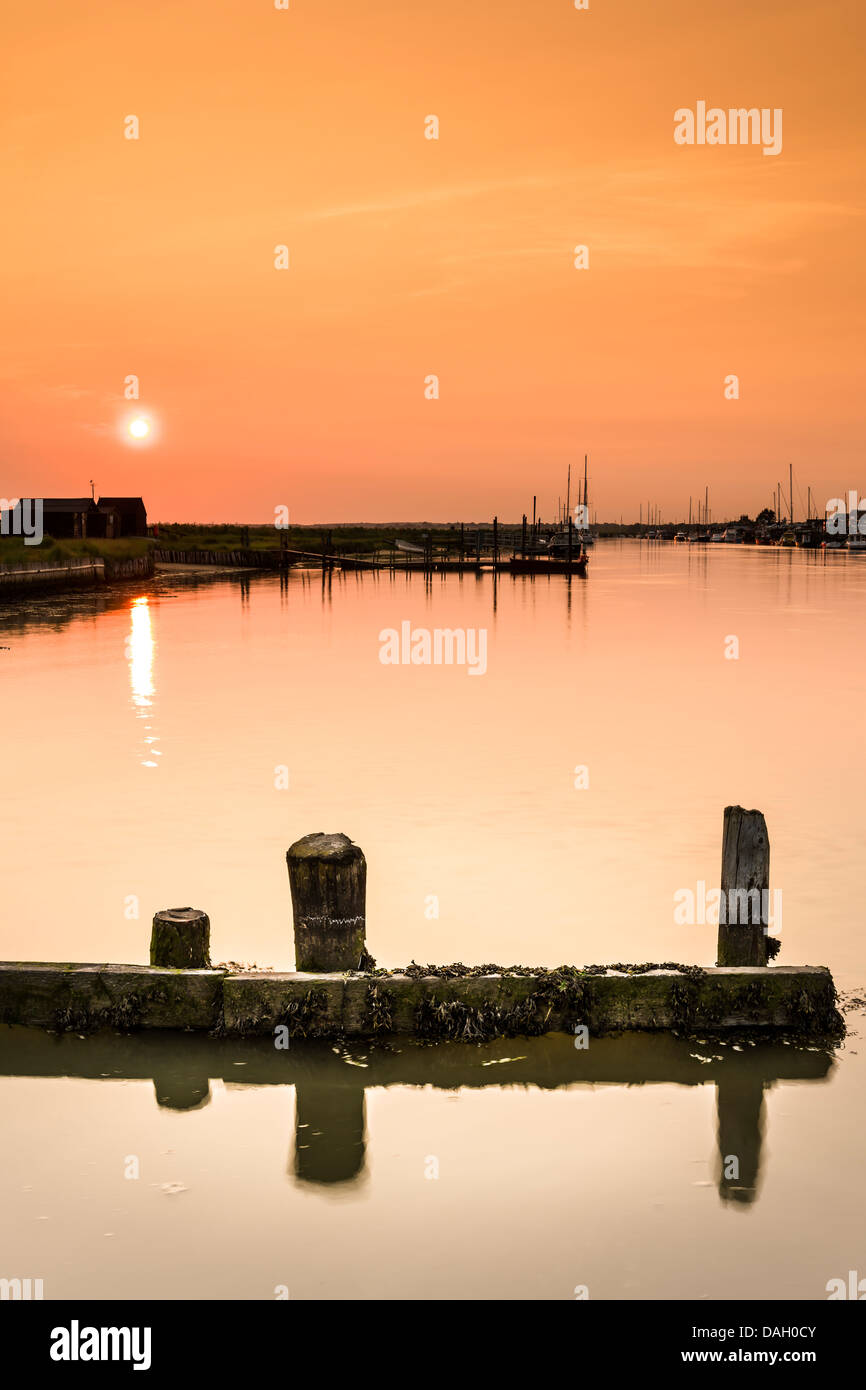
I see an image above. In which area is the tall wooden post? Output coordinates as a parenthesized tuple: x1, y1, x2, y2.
(287, 833, 368, 972)
(521, 514, 527, 558)
(493, 516, 498, 567)
(717, 806, 769, 966)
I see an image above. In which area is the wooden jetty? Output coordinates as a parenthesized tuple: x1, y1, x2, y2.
(170, 517, 592, 576)
(148, 514, 596, 578)
(0, 811, 841, 1040)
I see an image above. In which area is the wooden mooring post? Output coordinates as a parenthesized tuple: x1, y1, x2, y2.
(286, 832, 368, 972)
(150, 908, 211, 969)
(717, 806, 770, 966)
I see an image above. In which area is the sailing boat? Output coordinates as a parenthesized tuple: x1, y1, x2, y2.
(577, 454, 595, 546)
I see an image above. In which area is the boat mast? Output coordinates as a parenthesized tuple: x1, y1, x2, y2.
(790, 463, 794, 525)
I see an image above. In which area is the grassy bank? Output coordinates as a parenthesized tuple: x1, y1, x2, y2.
(0, 537, 153, 567)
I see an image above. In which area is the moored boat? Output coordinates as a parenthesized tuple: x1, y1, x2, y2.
(507, 551, 588, 576)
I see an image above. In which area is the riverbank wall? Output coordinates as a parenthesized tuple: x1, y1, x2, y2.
(0, 962, 841, 1039)
(0, 552, 154, 595)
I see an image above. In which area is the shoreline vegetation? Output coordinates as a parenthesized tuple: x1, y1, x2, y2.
(0, 536, 153, 566)
(0, 513, 837, 580)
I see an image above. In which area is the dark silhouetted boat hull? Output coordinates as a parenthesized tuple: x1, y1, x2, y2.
(505, 554, 588, 576)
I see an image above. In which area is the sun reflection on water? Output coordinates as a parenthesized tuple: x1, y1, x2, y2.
(126, 597, 159, 766)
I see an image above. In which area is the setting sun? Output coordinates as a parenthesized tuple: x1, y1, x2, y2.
(128, 417, 150, 439)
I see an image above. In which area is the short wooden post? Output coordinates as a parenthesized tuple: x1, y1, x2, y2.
(150, 908, 211, 969)
(717, 806, 769, 966)
(286, 833, 368, 972)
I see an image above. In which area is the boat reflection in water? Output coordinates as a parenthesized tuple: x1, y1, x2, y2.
(0, 1026, 835, 1205)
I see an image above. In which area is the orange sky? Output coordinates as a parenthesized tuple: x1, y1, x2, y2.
(2, 0, 864, 523)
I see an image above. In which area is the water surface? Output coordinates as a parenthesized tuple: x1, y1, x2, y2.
(1, 542, 864, 1298)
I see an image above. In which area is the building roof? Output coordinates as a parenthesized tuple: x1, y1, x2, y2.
(41, 498, 96, 513)
(98, 497, 145, 508)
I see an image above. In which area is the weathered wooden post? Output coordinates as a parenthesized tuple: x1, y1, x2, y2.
(286, 833, 368, 972)
(150, 908, 211, 969)
(717, 806, 769, 966)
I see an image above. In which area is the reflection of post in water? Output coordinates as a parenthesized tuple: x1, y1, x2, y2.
(0, 1030, 834, 1202)
(152, 1075, 211, 1111)
(293, 1083, 366, 1185)
(715, 1074, 766, 1206)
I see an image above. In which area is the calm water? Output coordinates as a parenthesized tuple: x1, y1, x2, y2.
(1, 542, 865, 1298)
